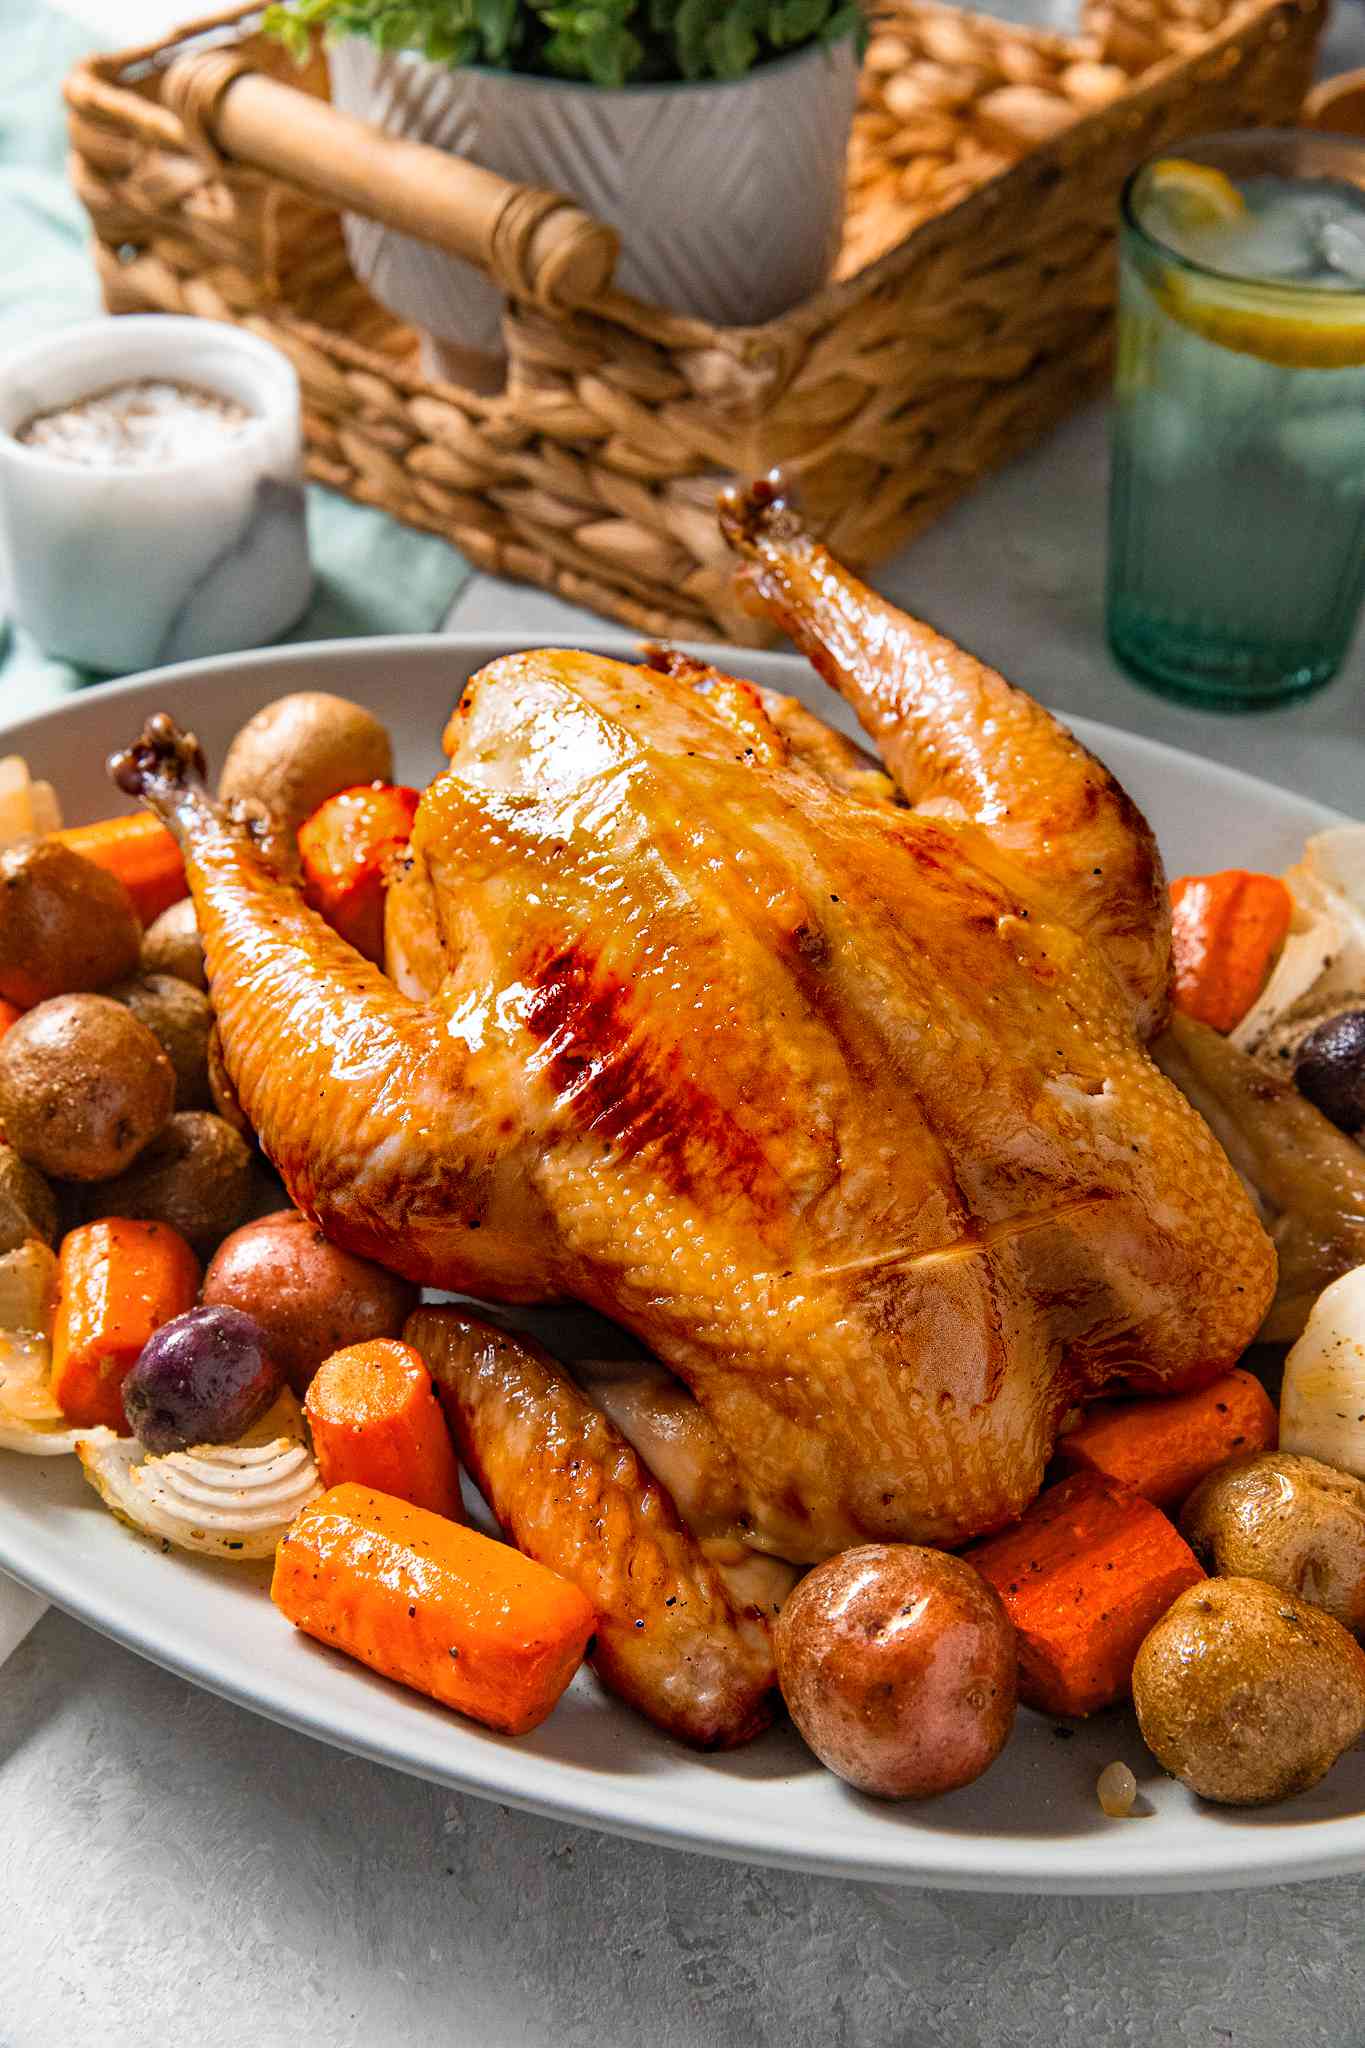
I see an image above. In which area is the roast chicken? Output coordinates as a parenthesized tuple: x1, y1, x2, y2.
(113, 481, 1275, 1601)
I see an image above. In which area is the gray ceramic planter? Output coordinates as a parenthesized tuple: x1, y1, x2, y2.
(328, 35, 859, 374)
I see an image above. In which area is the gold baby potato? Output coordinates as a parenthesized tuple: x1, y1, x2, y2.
(0, 839, 141, 1007)
(140, 897, 205, 991)
(0, 993, 174, 1182)
(1180, 1452, 1365, 1634)
(109, 972, 212, 1112)
(1133, 1576, 1365, 1806)
(218, 691, 393, 830)
(71, 1111, 254, 1258)
(0, 1148, 57, 1252)
(774, 1544, 1017, 1799)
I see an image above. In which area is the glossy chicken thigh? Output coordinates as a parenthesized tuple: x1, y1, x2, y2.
(114, 485, 1275, 1575)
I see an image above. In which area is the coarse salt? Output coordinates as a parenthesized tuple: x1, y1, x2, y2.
(16, 379, 254, 471)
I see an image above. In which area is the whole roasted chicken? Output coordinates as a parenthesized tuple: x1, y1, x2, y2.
(115, 483, 1274, 1657)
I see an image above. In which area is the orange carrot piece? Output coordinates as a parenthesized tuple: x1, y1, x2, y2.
(1055, 1368, 1277, 1511)
(305, 1338, 464, 1520)
(272, 1483, 595, 1735)
(1169, 870, 1293, 1034)
(56, 814, 187, 927)
(51, 1219, 200, 1432)
(298, 783, 420, 963)
(967, 1473, 1204, 1717)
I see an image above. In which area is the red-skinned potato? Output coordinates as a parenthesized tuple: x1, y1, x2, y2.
(774, 1544, 1016, 1799)
(201, 1209, 417, 1396)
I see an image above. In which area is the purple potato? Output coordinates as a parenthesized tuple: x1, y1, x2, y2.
(122, 1305, 284, 1453)
(1295, 1009, 1365, 1136)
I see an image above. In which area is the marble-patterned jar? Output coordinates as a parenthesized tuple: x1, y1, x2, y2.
(0, 318, 311, 674)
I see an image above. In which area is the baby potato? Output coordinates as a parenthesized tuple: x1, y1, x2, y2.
(1133, 1577, 1365, 1805)
(108, 973, 212, 1111)
(1181, 1453, 1365, 1634)
(71, 1111, 253, 1257)
(0, 1147, 57, 1252)
(0, 840, 141, 1006)
(202, 1208, 417, 1395)
(140, 898, 205, 991)
(774, 1544, 1016, 1799)
(219, 692, 393, 831)
(0, 994, 174, 1181)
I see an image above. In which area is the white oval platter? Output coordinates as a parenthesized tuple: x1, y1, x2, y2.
(0, 631, 1351, 1895)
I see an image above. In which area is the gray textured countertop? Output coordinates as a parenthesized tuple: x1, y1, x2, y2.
(10, 1, 1365, 2035)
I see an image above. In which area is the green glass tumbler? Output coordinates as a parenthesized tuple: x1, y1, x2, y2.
(1107, 131, 1365, 710)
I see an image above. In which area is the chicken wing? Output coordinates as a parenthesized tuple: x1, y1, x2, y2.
(408, 1307, 777, 1749)
(720, 474, 1170, 1037)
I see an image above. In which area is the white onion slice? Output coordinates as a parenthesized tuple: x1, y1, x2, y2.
(0, 757, 63, 846)
(1228, 825, 1365, 1055)
(27, 781, 61, 837)
(0, 1416, 117, 1456)
(0, 1244, 58, 1340)
(1299, 827, 1365, 1000)
(1280, 1265, 1365, 1479)
(77, 1391, 320, 1560)
(0, 1328, 115, 1455)
(1231, 886, 1342, 1054)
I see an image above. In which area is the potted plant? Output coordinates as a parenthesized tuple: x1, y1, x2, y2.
(264, 0, 864, 384)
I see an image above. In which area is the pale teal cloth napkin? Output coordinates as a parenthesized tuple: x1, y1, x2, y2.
(0, 0, 472, 724)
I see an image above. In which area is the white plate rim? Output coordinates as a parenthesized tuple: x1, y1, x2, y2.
(0, 629, 1355, 1897)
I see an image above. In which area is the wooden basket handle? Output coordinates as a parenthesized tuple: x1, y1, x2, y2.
(162, 48, 620, 314)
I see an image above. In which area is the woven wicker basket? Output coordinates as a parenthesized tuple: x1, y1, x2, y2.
(64, 0, 1325, 645)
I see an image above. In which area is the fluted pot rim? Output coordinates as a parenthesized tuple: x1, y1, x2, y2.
(336, 26, 860, 99)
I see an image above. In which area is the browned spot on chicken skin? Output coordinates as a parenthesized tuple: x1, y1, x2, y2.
(524, 940, 776, 1206)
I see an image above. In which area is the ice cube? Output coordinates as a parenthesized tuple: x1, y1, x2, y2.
(1321, 217, 1365, 286)
(1215, 197, 1328, 283)
(1174, 184, 1365, 288)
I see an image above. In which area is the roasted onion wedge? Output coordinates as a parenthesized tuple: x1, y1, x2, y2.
(78, 1389, 320, 1559)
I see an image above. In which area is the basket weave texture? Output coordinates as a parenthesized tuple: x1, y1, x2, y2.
(65, 0, 1325, 644)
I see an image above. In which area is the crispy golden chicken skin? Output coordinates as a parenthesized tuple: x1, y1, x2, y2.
(410, 1308, 777, 1749)
(112, 486, 1274, 1561)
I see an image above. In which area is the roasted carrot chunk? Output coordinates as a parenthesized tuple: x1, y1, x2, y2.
(305, 1339, 464, 1520)
(967, 1472, 1205, 1717)
(1055, 1368, 1277, 1511)
(298, 783, 420, 963)
(51, 1218, 200, 1432)
(1169, 870, 1293, 1034)
(55, 814, 187, 927)
(272, 1483, 595, 1735)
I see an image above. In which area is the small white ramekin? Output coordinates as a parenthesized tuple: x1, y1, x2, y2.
(0, 316, 312, 673)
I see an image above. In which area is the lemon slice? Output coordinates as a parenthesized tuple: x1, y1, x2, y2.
(1158, 272, 1365, 367)
(1145, 158, 1247, 233)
